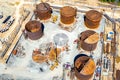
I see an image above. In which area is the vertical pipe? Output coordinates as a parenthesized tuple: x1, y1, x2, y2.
(112, 22, 116, 80)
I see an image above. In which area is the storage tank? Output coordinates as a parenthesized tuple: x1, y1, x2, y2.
(25, 20, 44, 40)
(60, 6, 77, 24)
(74, 54, 96, 80)
(84, 10, 102, 29)
(34, 2, 52, 20)
(78, 30, 99, 51)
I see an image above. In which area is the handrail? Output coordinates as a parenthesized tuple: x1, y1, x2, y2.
(103, 14, 115, 23)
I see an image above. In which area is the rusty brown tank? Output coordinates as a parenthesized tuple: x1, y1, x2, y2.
(25, 20, 44, 40)
(116, 70, 120, 80)
(60, 6, 77, 24)
(74, 54, 96, 80)
(34, 3, 52, 20)
(78, 30, 99, 51)
(84, 10, 102, 29)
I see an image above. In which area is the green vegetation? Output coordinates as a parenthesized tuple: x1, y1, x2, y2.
(100, 0, 120, 2)
(100, 0, 120, 6)
(117, 0, 120, 6)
